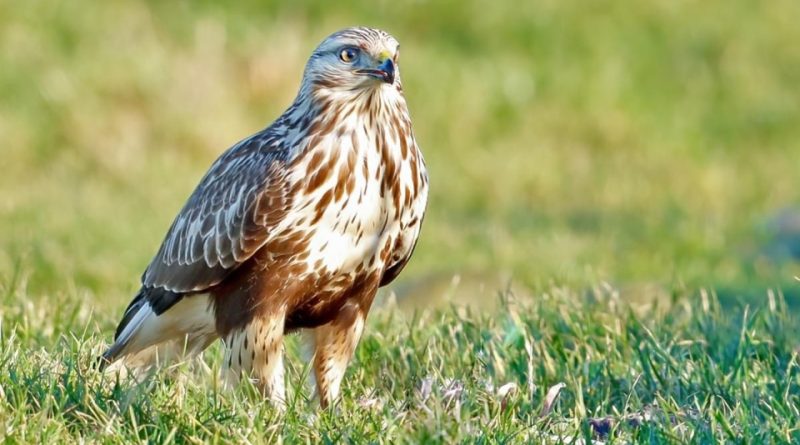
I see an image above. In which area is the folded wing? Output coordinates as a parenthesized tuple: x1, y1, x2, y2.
(142, 133, 293, 293)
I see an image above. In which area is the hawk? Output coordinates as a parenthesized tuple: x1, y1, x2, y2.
(101, 27, 428, 407)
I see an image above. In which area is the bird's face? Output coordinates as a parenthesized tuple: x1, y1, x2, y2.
(304, 27, 401, 92)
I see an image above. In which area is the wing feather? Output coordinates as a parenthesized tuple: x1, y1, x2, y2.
(142, 132, 292, 293)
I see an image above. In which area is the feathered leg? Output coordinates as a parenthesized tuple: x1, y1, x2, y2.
(223, 313, 286, 405)
(310, 301, 367, 407)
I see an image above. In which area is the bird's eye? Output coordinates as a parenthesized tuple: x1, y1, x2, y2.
(339, 47, 359, 63)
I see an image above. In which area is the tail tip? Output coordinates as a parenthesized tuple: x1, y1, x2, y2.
(96, 345, 120, 371)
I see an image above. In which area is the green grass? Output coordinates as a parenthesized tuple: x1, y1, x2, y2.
(2, 0, 800, 442)
(3, 277, 800, 443)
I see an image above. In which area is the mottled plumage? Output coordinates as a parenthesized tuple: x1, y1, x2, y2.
(102, 27, 428, 407)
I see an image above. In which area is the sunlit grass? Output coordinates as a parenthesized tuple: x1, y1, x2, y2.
(2, 276, 799, 443)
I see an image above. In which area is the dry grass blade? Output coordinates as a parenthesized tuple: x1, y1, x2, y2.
(417, 376, 434, 403)
(539, 382, 566, 417)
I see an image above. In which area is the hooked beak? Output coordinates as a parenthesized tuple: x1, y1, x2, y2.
(357, 58, 395, 85)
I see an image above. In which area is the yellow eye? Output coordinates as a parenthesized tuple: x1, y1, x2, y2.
(339, 47, 359, 63)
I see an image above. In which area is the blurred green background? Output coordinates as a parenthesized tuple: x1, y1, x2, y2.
(2, 0, 799, 310)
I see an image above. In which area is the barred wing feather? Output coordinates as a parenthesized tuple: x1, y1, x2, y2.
(142, 134, 291, 293)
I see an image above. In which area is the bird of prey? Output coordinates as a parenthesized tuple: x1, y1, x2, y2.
(101, 27, 428, 407)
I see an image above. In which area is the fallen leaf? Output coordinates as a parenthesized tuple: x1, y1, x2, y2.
(496, 382, 517, 411)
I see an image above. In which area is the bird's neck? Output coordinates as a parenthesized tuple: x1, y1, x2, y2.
(302, 84, 405, 127)
(271, 84, 411, 164)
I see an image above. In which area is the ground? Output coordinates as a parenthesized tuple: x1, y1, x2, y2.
(3, 282, 799, 443)
(1, 0, 800, 443)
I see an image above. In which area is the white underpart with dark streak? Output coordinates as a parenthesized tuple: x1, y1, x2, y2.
(277, 86, 424, 278)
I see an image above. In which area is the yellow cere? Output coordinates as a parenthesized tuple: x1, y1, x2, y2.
(378, 50, 392, 62)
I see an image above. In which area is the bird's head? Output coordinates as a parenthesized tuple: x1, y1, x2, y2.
(302, 27, 401, 95)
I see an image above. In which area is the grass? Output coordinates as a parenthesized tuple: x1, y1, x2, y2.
(2, 0, 800, 442)
(3, 275, 800, 443)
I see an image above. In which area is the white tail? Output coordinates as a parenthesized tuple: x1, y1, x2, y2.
(102, 294, 218, 370)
